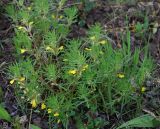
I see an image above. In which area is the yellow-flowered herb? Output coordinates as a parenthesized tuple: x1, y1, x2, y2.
(99, 40, 107, 45)
(46, 46, 53, 51)
(58, 46, 64, 50)
(41, 103, 46, 110)
(68, 70, 77, 75)
(117, 73, 125, 78)
(47, 108, 52, 114)
(20, 49, 27, 54)
(31, 99, 37, 108)
(53, 112, 59, 117)
(141, 87, 146, 93)
(82, 64, 88, 71)
(10, 79, 15, 84)
(19, 77, 25, 82)
(85, 48, 92, 51)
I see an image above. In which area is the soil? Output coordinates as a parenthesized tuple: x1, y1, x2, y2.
(0, 1, 160, 129)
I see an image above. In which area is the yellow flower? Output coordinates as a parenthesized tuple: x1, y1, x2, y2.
(82, 64, 88, 71)
(85, 48, 92, 51)
(53, 112, 59, 117)
(58, 46, 64, 50)
(52, 14, 56, 19)
(19, 77, 25, 82)
(117, 73, 125, 78)
(90, 36, 96, 41)
(29, 21, 33, 26)
(46, 46, 53, 51)
(59, 15, 63, 19)
(47, 108, 52, 114)
(99, 40, 107, 45)
(17, 26, 27, 32)
(10, 79, 15, 84)
(27, 7, 31, 11)
(141, 87, 146, 93)
(57, 119, 61, 124)
(31, 99, 37, 108)
(41, 103, 46, 110)
(20, 49, 27, 54)
(68, 70, 77, 75)
(18, 26, 25, 30)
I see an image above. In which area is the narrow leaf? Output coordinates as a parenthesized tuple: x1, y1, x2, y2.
(117, 114, 160, 129)
(0, 106, 11, 122)
(30, 124, 41, 129)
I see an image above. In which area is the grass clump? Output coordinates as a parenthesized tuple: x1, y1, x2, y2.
(5, 0, 154, 128)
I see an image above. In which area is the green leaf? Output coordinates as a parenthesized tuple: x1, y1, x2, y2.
(0, 106, 11, 122)
(30, 124, 41, 129)
(117, 114, 160, 129)
(64, 7, 77, 20)
(45, 64, 57, 81)
(135, 22, 143, 32)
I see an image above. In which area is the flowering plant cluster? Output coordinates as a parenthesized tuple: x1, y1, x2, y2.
(6, 0, 154, 128)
